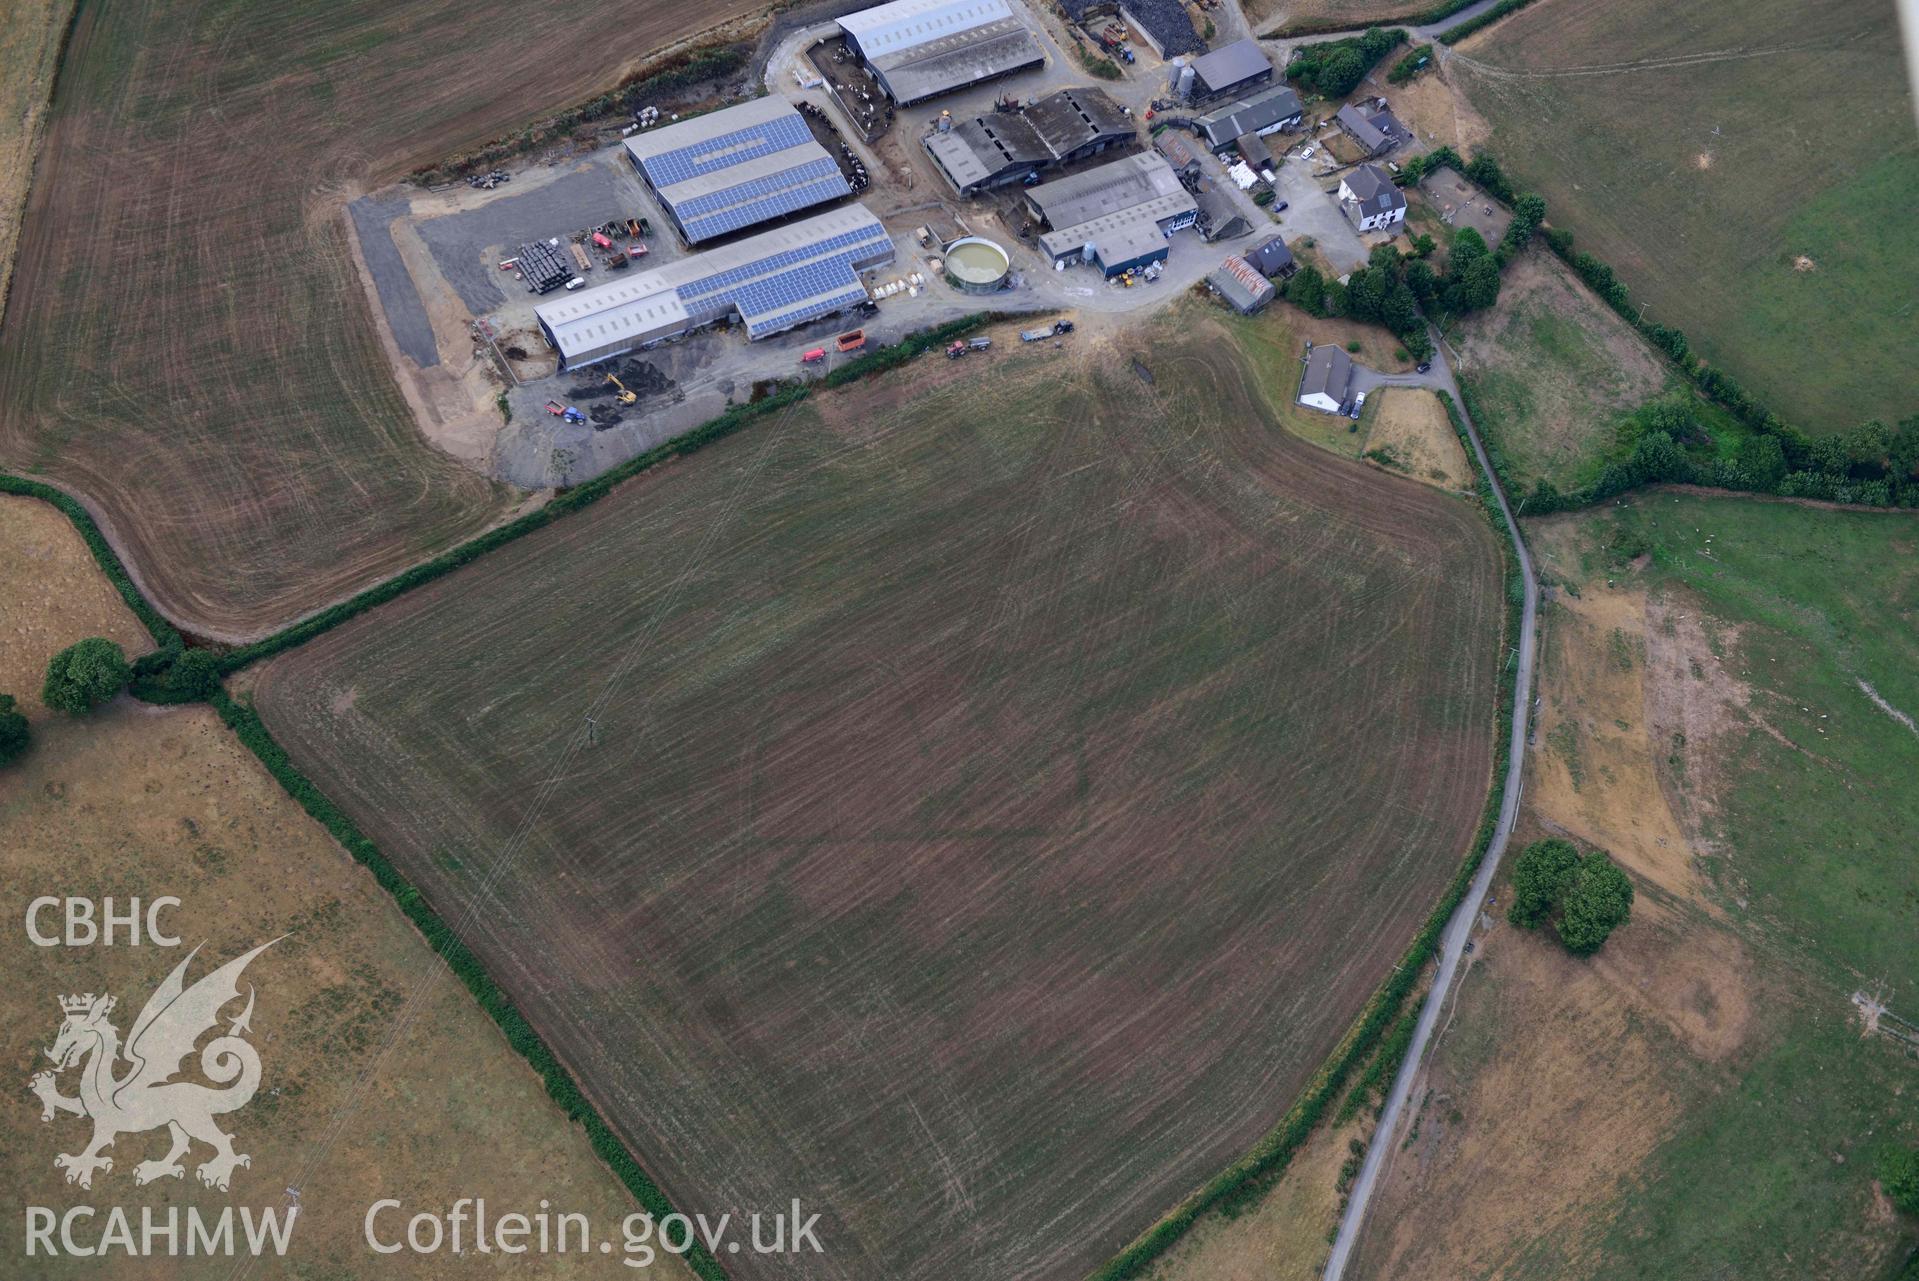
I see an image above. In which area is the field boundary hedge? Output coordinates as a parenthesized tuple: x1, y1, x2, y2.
(1269, 0, 1480, 37)
(0, 473, 179, 653)
(211, 689, 731, 1281)
(1087, 390, 1525, 1281)
(1402, 150, 1915, 513)
(220, 314, 999, 673)
(1437, 0, 1542, 44)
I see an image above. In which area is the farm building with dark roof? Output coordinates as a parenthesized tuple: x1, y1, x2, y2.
(924, 87, 1135, 194)
(1117, 0, 1203, 58)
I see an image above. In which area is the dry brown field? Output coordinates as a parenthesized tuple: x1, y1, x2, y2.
(0, 498, 675, 1278)
(250, 314, 1504, 1280)
(0, 0, 766, 640)
(0, 0, 74, 323)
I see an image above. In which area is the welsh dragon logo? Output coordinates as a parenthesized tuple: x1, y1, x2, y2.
(28, 940, 277, 1192)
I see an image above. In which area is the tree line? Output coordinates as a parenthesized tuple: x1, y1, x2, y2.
(1399, 147, 1919, 512)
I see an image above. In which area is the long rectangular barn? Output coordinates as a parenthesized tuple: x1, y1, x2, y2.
(838, 0, 1045, 105)
(533, 204, 895, 369)
(624, 98, 852, 245)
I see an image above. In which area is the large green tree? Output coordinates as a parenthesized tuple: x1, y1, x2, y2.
(1557, 853, 1635, 955)
(1879, 1146, 1919, 1215)
(1507, 838, 1580, 927)
(42, 637, 130, 715)
(1880, 1142, 1919, 1219)
(0, 694, 28, 767)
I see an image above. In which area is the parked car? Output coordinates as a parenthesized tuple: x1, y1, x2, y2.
(1273, 200, 1289, 212)
(1416, 361, 1432, 373)
(564, 277, 586, 291)
(1350, 391, 1366, 419)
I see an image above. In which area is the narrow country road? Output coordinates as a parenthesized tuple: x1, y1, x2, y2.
(1320, 332, 1539, 1281)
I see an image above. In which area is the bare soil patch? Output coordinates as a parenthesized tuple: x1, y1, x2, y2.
(252, 315, 1504, 1281)
(1383, 62, 1494, 155)
(1351, 901, 1754, 1280)
(1363, 388, 1474, 490)
(0, 494, 151, 714)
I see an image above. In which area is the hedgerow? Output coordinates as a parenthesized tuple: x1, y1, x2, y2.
(1272, 0, 1481, 38)
(1388, 44, 1435, 84)
(0, 474, 179, 652)
(211, 690, 729, 1281)
(1405, 151, 1918, 512)
(222, 315, 997, 673)
(1438, 0, 1544, 44)
(1090, 391, 1527, 1281)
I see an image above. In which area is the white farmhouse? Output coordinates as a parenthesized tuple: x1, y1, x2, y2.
(1298, 344, 1353, 414)
(1338, 163, 1407, 233)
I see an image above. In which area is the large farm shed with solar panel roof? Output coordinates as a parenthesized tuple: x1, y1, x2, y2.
(532, 204, 895, 369)
(837, 0, 1045, 106)
(624, 98, 853, 246)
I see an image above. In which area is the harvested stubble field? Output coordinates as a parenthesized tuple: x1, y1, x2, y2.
(0, 0, 765, 640)
(253, 316, 1503, 1281)
(0, 499, 666, 1280)
(1451, 0, 1918, 433)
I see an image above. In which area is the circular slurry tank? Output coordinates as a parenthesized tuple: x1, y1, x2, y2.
(944, 236, 1011, 293)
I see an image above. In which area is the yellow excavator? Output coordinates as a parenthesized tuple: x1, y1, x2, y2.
(605, 373, 637, 405)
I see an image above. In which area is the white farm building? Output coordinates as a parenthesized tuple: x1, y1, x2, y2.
(837, 0, 1045, 105)
(533, 205, 895, 369)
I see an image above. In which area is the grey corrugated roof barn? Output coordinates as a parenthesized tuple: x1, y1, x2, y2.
(838, 0, 1045, 104)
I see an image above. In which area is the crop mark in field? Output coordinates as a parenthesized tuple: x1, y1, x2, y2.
(253, 323, 1504, 1281)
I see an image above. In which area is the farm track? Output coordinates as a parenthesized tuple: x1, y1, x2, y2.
(253, 322, 1504, 1281)
(0, 0, 766, 639)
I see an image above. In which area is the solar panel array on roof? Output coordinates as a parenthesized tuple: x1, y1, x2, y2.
(625, 100, 852, 244)
(534, 207, 895, 367)
(674, 157, 852, 243)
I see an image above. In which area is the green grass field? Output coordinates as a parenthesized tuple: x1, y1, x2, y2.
(251, 314, 1504, 1281)
(1568, 496, 1919, 1277)
(1451, 252, 1678, 493)
(1453, 0, 1918, 435)
(1353, 494, 1919, 1280)
(1608, 497, 1919, 988)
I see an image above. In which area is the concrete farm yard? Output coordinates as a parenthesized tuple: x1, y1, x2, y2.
(250, 323, 1503, 1280)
